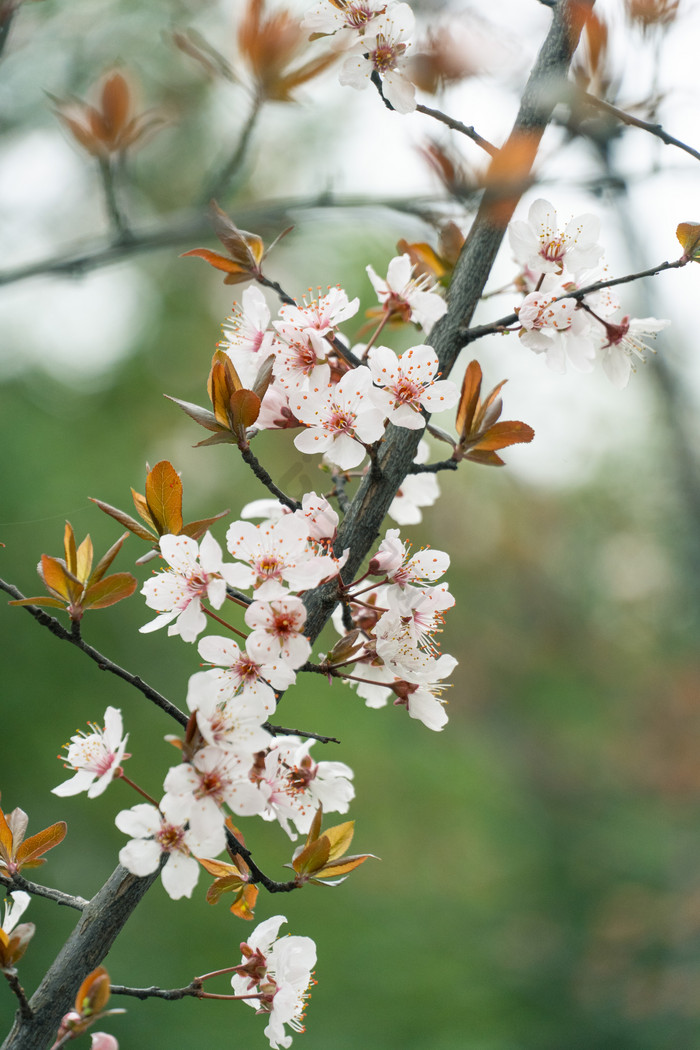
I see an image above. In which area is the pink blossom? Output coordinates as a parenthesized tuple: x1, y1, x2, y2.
(366, 255, 447, 333)
(244, 598, 312, 669)
(370, 528, 449, 587)
(226, 516, 339, 598)
(339, 4, 417, 113)
(140, 533, 235, 642)
(291, 365, 386, 469)
(52, 706, 128, 799)
(509, 198, 603, 277)
(369, 344, 458, 427)
(116, 797, 223, 900)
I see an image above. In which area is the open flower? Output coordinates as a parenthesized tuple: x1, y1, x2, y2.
(53, 707, 128, 799)
(598, 314, 670, 388)
(0, 891, 34, 972)
(140, 533, 235, 642)
(116, 798, 223, 900)
(231, 914, 317, 1049)
(368, 344, 458, 427)
(291, 365, 386, 469)
(339, 4, 417, 113)
(366, 255, 447, 333)
(509, 198, 603, 278)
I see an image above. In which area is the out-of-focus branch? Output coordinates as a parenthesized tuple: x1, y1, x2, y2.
(580, 90, 700, 163)
(0, 577, 188, 728)
(0, 195, 442, 290)
(200, 96, 264, 204)
(416, 103, 499, 156)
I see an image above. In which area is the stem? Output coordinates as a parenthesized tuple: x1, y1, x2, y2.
(360, 311, 392, 360)
(3, 972, 32, 1021)
(579, 90, 700, 164)
(200, 96, 264, 204)
(415, 102, 499, 157)
(237, 444, 301, 511)
(0, 874, 87, 912)
(115, 771, 159, 807)
(203, 606, 248, 640)
(97, 155, 131, 242)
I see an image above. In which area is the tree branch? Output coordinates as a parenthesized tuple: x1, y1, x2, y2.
(0, 578, 188, 728)
(580, 90, 700, 164)
(0, 873, 88, 912)
(237, 445, 301, 511)
(460, 256, 688, 344)
(416, 103, 499, 156)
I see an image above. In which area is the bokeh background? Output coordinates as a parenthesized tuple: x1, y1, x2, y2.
(3, 0, 700, 1047)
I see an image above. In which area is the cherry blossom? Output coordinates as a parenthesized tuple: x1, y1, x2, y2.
(274, 286, 359, 334)
(518, 290, 597, 374)
(226, 516, 339, 599)
(189, 634, 294, 706)
(509, 198, 603, 277)
(339, 4, 417, 113)
(163, 746, 265, 845)
(271, 327, 331, 390)
(2, 890, 30, 937)
(369, 344, 458, 427)
(52, 706, 128, 799)
(390, 675, 450, 731)
(598, 314, 670, 388)
(244, 598, 312, 668)
(366, 255, 447, 333)
(231, 914, 317, 1050)
(115, 797, 222, 900)
(140, 533, 235, 642)
(220, 285, 278, 384)
(253, 737, 355, 838)
(370, 528, 449, 587)
(291, 365, 385, 468)
(303, 0, 388, 49)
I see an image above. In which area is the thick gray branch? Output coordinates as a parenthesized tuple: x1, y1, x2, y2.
(1, 865, 160, 1050)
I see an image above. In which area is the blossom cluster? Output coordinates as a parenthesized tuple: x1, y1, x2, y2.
(303, 1, 418, 113)
(221, 255, 454, 471)
(509, 198, 669, 387)
(332, 527, 457, 731)
(232, 915, 316, 1050)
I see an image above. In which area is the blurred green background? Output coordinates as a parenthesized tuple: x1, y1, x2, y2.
(3, 0, 700, 1047)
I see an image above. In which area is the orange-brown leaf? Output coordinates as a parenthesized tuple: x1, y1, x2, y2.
(230, 388, 261, 431)
(464, 448, 506, 467)
(677, 221, 700, 261)
(231, 883, 258, 920)
(101, 72, 131, 140)
(322, 820, 355, 862)
(40, 555, 81, 603)
(64, 522, 77, 576)
(8, 595, 66, 609)
(76, 966, 111, 1015)
(181, 248, 250, 277)
(89, 531, 129, 585)
(312, 853, 374, 878)
(456, 359, 482, 437)
(471, 420, 535, 452)
(89, 498, 156, 542)
(16, 821, 67, 868)
(145, 460, 184, 535)
(82, 573, 137, 610)
(293, 835, 331, 875)
(181, 510, 229, 541)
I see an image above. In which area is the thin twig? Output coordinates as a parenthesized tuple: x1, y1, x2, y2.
(97, 156, 132, 242)
(110, 983, 199, 1001)
(0, 578, 188, 728)
(238, 445, 301, 511)
(3, 972, 32, 1021)
(460, 256, 689, 343)
(408, 459, 458, 474)
(415, 104, 499, 157)
(0, 873, 88, 911)
(200, 95, 264, 204)
(581, 91, 700, 164)
(264, 722, 341, 744)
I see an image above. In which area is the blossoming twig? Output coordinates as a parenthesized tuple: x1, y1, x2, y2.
(460, 256, 689, 343)
(0, 577, 188, 729)
(264, 722, 341, 745)
(3, 970, 32, 1020)
(415, 103, 499, 157)
(109, 983, 200, 1001)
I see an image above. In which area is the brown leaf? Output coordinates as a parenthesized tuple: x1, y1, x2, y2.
(456, 359, 483, 437)
(89, 498, 157, 542)
(181, 510, 230, 541)
(15, 821, 67, 869)
(145, 461, 184, 536)
(89, 531, 130, 584)
(470, 420, 535, 452)
(101, 72, 131, 142)
(40, 554, 81, 603)
(82, 573, 137, 610)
